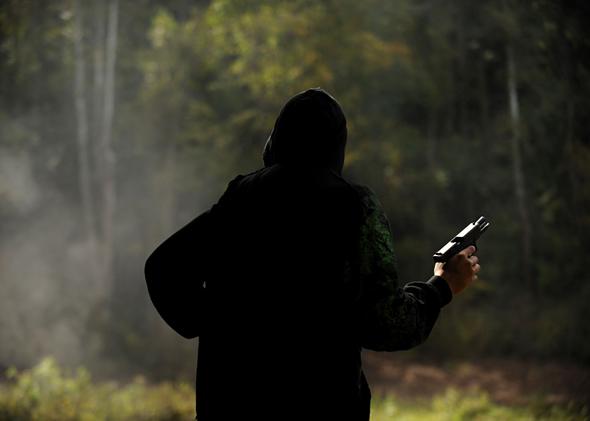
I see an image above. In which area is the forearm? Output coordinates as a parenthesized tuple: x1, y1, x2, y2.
(352, 184, 452, 351)
(359, 276, 451, 351)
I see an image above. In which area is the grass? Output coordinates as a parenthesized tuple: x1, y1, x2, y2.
(370, 391, 588, 421)
(0, 358, 587, 421)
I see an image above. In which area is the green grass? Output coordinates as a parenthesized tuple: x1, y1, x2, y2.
(0, 358, 587, 421)
(370, 391, 588, 421)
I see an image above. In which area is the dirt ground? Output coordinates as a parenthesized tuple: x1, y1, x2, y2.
(362, 352, 590, 406)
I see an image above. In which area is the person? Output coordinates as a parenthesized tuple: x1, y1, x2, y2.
(144, 88, 480, 421)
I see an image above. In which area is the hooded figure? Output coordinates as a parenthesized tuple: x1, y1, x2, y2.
(263, 88, 347, 173)
(145, 88, 452, 421)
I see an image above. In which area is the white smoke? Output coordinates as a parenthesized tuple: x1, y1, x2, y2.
(0, 149, 102, 368)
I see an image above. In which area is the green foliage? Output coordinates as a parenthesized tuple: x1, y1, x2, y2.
(0, 358, 194, 421)
(1, 0, 590, 374)
(0, 359, 586, 421)
(371, 389, 588, 421)
(138, 0, 585, 365)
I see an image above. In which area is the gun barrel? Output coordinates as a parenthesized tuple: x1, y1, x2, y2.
(475, 216, 487, 226)
(478, 220, 490, 233)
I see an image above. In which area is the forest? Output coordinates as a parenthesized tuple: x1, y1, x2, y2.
(0, 0, 589, 419)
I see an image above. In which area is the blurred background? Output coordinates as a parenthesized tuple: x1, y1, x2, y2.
(0, 0, 589, 419)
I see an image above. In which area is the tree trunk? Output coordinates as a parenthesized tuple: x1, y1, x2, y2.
(426, 108, 438, 171)
(506, 44, 533, 292)
(91, 0, 105, 148)
(97, 0, 119, 295)
(456, 8, 468, 140)
(73, 0, 100, 284)
(478, 56, 490, 142)
(561, 27, 580, 229)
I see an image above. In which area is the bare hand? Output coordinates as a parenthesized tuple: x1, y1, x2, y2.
(434, 245, 480, 295)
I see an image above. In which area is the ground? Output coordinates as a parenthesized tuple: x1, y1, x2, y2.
(1, 356, 589, 420)
(363, 352, 590, 407)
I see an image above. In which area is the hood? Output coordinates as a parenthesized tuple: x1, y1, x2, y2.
(263, 88, 347, 175)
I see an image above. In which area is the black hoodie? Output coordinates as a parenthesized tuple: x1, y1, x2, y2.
(145, 88, 451, 421)
(263, 87, 347, 174)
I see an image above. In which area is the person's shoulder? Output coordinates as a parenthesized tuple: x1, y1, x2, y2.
(228, 166, 370, 206)
(223, 167, 268, 192)
(348, 182, 382, 214)
(221, 166, 296, 200)
(229, 167, 264, 184)
(349, 183, 373, 200)
(215, 169, 263, 206)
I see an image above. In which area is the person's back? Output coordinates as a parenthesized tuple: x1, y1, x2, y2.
(196, 164, 366, 419)
(145, 88, 480, 420)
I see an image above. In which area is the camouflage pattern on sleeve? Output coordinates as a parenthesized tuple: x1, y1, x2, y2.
(353, 185, 443, 352)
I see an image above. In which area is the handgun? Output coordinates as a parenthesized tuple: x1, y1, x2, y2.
(433, 216, 490, 263)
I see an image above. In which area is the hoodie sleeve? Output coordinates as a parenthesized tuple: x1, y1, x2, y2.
(144, 176, 242, 339)
(144, 209, 213, 339)
(354, 186, 452, 351)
